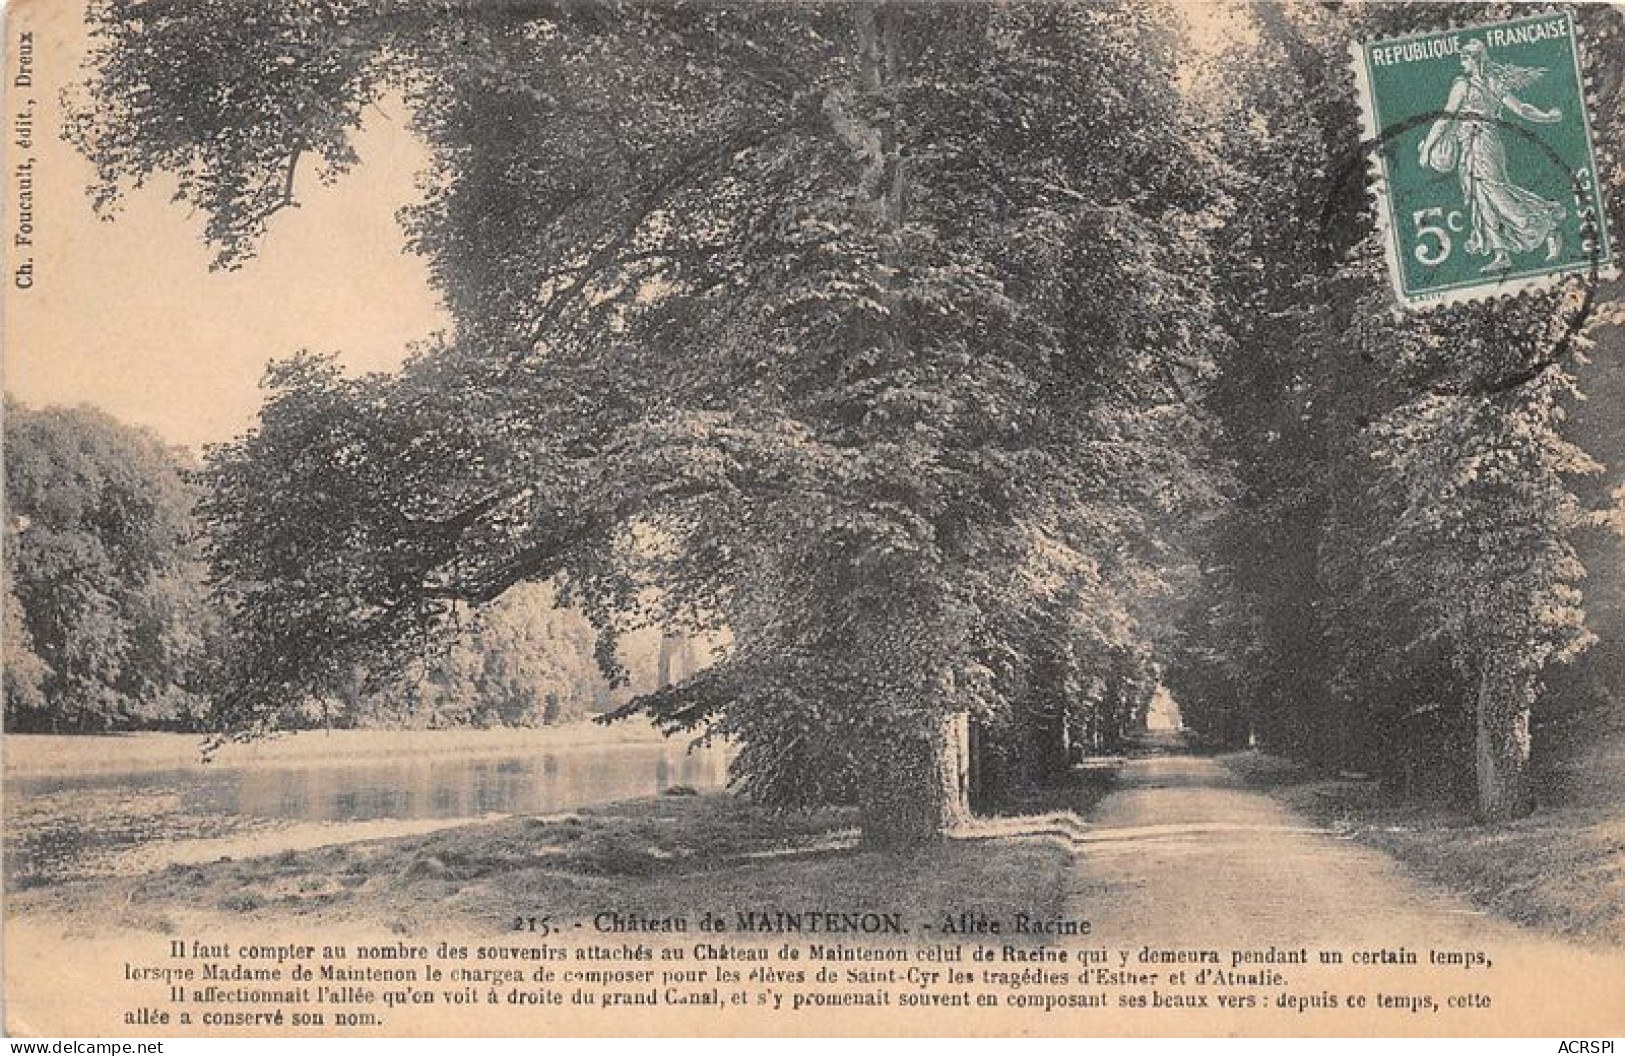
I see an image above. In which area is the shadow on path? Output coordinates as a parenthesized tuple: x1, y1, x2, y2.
(1054, 730, 1607, 953)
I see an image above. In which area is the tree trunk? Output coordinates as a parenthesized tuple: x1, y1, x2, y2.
(861, 712, 971, 849)
(840, 3, 966, 849)
(656, 632, 682, 689)
(677, 637, 697, 681)
(1019, 703, 1072, 787)
(1475, 658, 1534, 821)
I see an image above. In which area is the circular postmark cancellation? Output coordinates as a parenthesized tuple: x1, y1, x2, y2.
(1352, 9, 1616, 311)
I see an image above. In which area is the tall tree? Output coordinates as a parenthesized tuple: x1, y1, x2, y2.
(1186, 1, 1625, 818)
(3, 564, 51, 717)
(74, 0, 1221, 843)
(3, 401, 215, 731)
(397, 582, 615, 728)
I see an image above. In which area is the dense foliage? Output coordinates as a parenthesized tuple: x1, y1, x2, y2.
(1169, 2, 1625, 818)
(2, 402, 638, 733)
(70, 0, 1220, 842)
(58, 0, 1624, 836)
(3, 402, 215, 731)
(372, 583, 620, 729)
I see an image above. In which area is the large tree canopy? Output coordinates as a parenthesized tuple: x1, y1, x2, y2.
(72, 0, 1222, 843)
(69, 0, 1620, 833)
(1169, 1, 1625, 818)
(3, 401, 217, 732)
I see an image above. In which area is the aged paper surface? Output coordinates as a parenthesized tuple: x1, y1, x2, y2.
(4, 0, 1624, 1038)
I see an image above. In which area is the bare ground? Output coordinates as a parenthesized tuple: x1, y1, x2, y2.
(1219, 746, 1625, 946)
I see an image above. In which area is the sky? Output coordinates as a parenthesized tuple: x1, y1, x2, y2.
(3, 0, 448, 453)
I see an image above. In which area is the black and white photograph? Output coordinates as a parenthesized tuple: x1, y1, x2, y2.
(2, 0, 1623, 1038)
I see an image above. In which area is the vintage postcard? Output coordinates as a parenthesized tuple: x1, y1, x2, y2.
(4, 0, 1624, 1040)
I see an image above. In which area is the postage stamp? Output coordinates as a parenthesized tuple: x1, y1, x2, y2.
(1353, 9, 1616, 309)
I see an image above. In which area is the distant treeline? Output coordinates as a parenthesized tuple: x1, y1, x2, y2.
(2, 401, 680, 734)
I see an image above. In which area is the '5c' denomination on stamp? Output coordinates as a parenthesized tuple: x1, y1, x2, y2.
(1353, 9, 1615, 309)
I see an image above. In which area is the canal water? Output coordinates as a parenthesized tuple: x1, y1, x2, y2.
(4, 738, 729, 886)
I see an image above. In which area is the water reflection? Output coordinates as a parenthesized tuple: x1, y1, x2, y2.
(5, 741, 729, 884)
(12, 743, 728, 823)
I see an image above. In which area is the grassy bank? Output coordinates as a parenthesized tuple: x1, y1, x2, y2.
(10, 781, 1114, 941)
(1220, 750, 1625, 946)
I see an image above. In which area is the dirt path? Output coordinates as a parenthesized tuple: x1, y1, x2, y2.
(1064, 733, 1518, 946)
(1050, 732, 1625, 1031)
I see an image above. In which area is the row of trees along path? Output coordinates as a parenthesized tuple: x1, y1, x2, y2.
(62, 0, 1625, 846)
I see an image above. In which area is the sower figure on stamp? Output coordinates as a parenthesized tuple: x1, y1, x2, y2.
(1419, 38, 1566, 274)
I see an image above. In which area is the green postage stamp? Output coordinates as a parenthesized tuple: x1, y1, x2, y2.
(1354, 10, 1615, 309)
